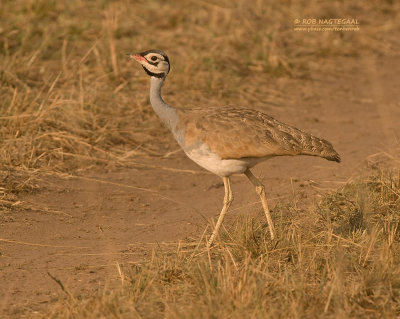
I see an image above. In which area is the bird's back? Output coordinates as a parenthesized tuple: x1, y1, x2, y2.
(176, 106, 340, 163)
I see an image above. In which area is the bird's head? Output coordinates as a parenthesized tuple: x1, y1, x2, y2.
(129, 49, 170, 78)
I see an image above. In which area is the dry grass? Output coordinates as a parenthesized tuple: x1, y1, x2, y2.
(45, 171, 400, 318)
(1, 0, 400, 317)
(1, 0, 398, 188)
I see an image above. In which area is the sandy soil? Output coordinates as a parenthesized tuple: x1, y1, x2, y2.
(1, 54, 399, 317)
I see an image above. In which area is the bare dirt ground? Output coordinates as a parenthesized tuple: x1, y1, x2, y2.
(1, 51, 399, 317)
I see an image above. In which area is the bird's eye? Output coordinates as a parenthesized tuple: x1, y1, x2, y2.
(150, 56, 157, 61)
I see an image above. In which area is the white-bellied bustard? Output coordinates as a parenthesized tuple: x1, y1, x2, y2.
(130, 49, 340, 247)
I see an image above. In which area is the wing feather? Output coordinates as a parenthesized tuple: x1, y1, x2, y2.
(177, 107, 340, 162)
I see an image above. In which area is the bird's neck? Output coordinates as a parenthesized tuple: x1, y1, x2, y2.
(149, 76, 177, 131)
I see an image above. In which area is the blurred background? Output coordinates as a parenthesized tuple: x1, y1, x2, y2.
(1, 0, 398, 178)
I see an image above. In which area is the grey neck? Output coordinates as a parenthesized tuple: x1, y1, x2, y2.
(149, 76, 178, 131)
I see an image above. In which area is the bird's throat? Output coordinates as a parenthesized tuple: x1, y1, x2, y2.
(149, 76, 178, 132)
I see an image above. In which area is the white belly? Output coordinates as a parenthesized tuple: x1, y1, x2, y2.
(184, 143, 262, 177)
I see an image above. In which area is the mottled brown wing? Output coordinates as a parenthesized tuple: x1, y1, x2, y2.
(177, 107, 340, 162)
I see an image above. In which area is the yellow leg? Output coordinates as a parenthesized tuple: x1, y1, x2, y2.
(244, 169, 276, 239)
(207, 176, 233, 247)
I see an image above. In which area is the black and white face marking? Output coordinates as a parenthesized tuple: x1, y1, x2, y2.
(131, 49, 170, 78)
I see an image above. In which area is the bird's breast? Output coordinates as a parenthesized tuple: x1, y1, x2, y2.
(184, 142, 256, 177)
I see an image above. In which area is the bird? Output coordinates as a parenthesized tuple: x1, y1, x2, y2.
(129, 49, 340, 247)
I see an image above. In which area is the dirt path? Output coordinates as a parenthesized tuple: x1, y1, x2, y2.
(1, 54, 399, 317)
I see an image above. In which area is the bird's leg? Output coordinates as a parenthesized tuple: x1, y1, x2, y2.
(244, 169, 276, 240)
(207, 176, 233, 247)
